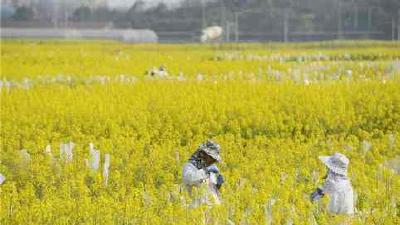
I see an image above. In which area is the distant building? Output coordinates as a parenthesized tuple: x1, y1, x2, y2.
(3, 0, 31, 7)
(80, 0, 107, 9)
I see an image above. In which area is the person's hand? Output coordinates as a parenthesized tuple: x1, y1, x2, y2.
(206, 165, 220, 174)
(310, 187, 324, 202)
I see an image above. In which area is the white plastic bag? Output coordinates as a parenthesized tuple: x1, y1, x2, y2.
(60, 141, 74, 162)
(264, 197, 276, 225)
(0, 173, 6, 184)
(103, 154, 110, 185)
(89, 143, 100, 171)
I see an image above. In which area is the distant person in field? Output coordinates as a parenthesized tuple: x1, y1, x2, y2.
(310, 152, 354, 215)
(182, 140, 224, 208)
(146, 65, 168, 77)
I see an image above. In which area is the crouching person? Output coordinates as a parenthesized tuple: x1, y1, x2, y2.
(311, 153, 354, 215)
(182, 140, 224, 208)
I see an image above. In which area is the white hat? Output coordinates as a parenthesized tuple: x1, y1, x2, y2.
(319, 153, 349, 176)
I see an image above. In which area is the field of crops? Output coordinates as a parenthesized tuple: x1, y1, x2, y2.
(1, 40, 400, 225)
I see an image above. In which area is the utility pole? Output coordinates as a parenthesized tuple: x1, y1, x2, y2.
(354, 6, 358, 29)
(392, 16, 395, 41)
(337, 0, 343, 39)
(220, 0, 226, 42)
(398, 9, 400, 40)
(368, 8, 372, 31)
(220, 0, 224, 27)
(62, 0, 67, 29)
(201, 0, 206, 29)
(234, 11, 239, 42)
(53, 1, 59, 28)
(283, 8, 289, 42)
(226, 21, 230, 42)
(367, 7, 372, 38)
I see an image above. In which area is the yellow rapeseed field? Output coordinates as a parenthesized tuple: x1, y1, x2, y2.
(0, 40, 399, 224)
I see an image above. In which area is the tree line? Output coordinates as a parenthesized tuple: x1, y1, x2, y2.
(4, 0, 400, 41)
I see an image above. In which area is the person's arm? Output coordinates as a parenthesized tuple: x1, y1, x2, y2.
(206, 165, 219, 174)
(321, 177, 335, 194)
(183, 164, 208, 186)
(310, 187, 324, 202)
(311, 176, 337, 202)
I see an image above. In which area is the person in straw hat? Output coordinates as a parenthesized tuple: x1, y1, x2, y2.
(310, 152, 354, 215)
(182, 140, 224, 208)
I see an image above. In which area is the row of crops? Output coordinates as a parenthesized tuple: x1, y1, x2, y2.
(0, 40, 399, 224)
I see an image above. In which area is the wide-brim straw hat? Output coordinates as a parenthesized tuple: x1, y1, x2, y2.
(319, 152, 349, 176)
(198, 140, 221, 162)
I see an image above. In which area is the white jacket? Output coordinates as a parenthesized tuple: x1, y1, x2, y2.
(322, 172, 354, 215)
(183, 163, 208, 187)
(182, 163, 221, 207)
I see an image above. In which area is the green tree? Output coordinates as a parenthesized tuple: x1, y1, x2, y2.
(12, 6, 34, 21)
(72, 6, 92, 22)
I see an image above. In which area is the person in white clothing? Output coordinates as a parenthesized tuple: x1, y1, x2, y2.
(182, 140, 224, 208)
(311, 152, 354, 215)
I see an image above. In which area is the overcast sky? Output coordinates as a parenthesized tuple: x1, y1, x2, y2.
(108, 0, 184, 9)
